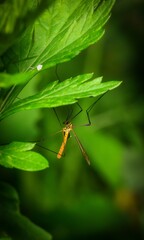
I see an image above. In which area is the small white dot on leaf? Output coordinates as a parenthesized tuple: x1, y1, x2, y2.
(37, 64, 43, 71)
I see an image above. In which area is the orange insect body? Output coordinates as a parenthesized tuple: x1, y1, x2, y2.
(57, 122, 72, 159)
(57, 121, 90, 165)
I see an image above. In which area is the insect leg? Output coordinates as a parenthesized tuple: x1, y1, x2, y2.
(70, 102, 83, 121)
(53, 108, 62, 127)
(85, 91, 109, 126)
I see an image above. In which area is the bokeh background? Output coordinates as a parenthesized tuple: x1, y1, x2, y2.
(0, 0, 144, 239)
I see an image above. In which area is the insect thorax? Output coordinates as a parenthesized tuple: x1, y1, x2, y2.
(63, 122, 73, 136)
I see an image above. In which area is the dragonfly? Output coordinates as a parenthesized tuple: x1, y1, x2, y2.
(55, 92, 107, 165)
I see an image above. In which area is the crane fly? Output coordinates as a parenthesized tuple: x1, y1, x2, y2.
(57, 121, 90, 165)
(55, 92, 108, 165)
(35, 92, 107, 164)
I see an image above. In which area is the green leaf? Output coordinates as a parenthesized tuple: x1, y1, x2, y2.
(3, 0, 115, 73)
(0, 182, 52, 240)
(0, 142, 49, 171)
(0, 182, 19, 211)
(0, 0, 53, 55)
(0, 211, 52, 240)
(0, 73, 122, 121)
(0, 71, 36, 88)
(0, 0, 116, 116)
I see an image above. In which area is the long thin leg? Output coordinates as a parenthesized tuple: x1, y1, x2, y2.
(53, 108, 62, 127)
(70, 102, 83, 121)
(85, 91, 109, 126)
(53, 105, 74, 125)
(54, 66, 75, 124)
(54, 65, 83, 123)
(36, 143, 59, 156)
(53, 65, 63, 125)
(63, 105, 73, 123)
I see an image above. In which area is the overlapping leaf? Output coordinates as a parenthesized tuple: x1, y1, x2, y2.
(1, 0, 115, 87)
(0, 0, 53, 55)
(0, 142, 48, 171)
(0, 73, 121, 121)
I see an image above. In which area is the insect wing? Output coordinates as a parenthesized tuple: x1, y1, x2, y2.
(72, 129, 90, 165)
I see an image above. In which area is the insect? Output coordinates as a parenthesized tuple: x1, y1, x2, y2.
(55, 92, 107, 165)
(8, 58, 107, 164)
(57, 121, 90, 165)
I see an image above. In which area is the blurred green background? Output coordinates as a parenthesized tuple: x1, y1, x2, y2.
(0, 0, 144, 239)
